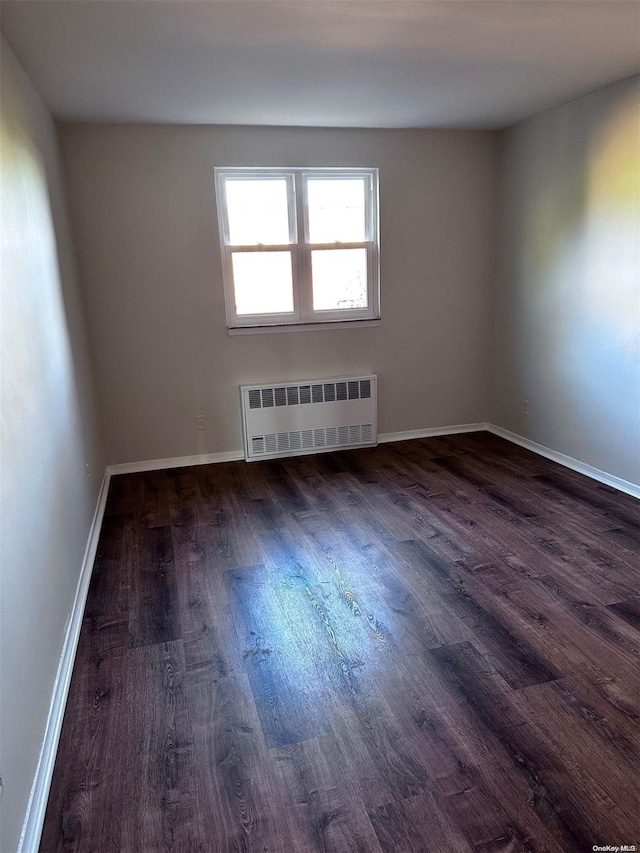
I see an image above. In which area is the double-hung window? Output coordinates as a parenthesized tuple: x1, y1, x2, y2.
(215, 167, 379, 329)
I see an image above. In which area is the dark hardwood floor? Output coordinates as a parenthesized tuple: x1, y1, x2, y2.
(41, 432, 639, 852)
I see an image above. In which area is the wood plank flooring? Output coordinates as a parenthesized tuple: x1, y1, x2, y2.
(41, 433, 640, 852)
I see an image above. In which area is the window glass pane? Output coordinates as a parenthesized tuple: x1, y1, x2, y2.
(307, 178, 366, 243)
(232, 252, 294, 315)
(311, 248, 367, 311)
(225, 179, 290, 245)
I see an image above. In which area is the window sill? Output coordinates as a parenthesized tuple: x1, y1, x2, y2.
(227, 318, 381, 336)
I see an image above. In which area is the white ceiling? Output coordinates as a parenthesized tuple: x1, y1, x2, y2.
(2, 1, 638, 128)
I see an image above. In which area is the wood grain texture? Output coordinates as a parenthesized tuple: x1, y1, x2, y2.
(41, 433, 640, 852)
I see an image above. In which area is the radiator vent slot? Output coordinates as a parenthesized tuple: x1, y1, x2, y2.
(265, 433, 277, 454)
(246, 378, 373, 410)
(250, 424, 374, 457)
(241, 375, 377, 461)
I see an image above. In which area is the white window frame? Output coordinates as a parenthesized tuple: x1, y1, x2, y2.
(214, 167, 380, 329)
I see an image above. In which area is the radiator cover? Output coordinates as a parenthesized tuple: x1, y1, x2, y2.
(240, 375, 378, 461)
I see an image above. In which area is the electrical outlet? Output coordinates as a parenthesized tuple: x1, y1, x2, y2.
(196, 415, 207, 431)
(522, 400, 529, 416)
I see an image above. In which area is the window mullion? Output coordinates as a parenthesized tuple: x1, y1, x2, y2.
(295, 172, 312, 322)
(305, 241, 369, 252)
(228, 243, 293, 253)
(284, 173, 301, 323)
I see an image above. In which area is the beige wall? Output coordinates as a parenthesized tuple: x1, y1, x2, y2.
(0, 38, 105, 851)
(491, 77, 640, 485)
(58, 123, 499, 464)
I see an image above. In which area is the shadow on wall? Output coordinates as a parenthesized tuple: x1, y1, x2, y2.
(527, 86, 639, 479)
(1, 81, 96, 853)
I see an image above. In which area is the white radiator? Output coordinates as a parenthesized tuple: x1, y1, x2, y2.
(240, 375, 378, 461)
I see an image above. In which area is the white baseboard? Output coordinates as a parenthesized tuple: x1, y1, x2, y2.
(487, 424, 640, 500)
(108, 448, 244, 475)
(18, 469, 112, 853)
(378, 423, 487, 443)
(377, 421, 638, 499)
(105, 422, 638, 500)
(107, 428, 490, 475)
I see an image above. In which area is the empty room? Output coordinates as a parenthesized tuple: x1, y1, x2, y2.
(1, 1, 639, 851)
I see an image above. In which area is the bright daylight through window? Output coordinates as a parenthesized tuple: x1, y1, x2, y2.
(215, 168, 379, 329)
